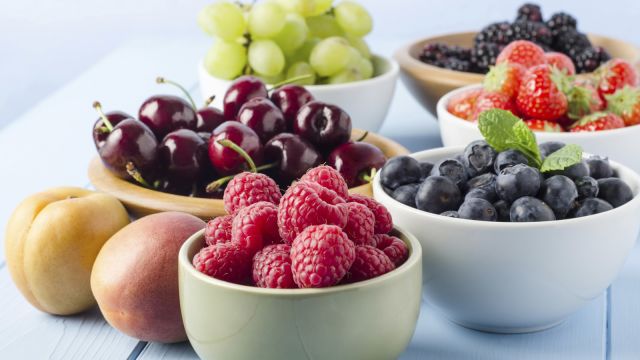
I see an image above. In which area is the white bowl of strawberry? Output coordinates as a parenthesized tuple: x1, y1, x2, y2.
(437, 40, 640, 172)
(178, 166, 422, 360)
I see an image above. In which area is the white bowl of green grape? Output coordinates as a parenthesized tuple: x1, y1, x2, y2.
(196, 0, 399, 132)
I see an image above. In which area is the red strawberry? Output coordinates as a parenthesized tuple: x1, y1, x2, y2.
(606, 86, 640, 126)
(483, 62, 526, 99)
(570, 112, 625, 132)
(596, 59, 639, 98)
(524, 119, 564, 132)
(515, 65, 568, 120)
(496, 40, 546, 69)
(472, 91, 516, 119)
(565, 81, 605, 120)
(544, 52, 576, 75)
(447, 88, 482, 120)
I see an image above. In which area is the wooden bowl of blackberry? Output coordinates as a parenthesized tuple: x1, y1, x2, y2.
(394, 3, 640, 116)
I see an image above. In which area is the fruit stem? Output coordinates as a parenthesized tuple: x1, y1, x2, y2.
(217, 139, 257, 172)
(204, 94, 216, 107)
(93, 101, 114, 132)
(205, 163, 277, 193)
(126, 162, 152, 188)
(269, 74, 313, 91)
(156, 76, 198, 111)
(358, 167, 377, 183)
(355, 131, 369, 142)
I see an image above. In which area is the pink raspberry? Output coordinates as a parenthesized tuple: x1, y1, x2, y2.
(374, 234, 409, 266)
(223, 172, 282, 215)
(252, 244, 296, 288)
(340, 202, 376, 246)
(347, 245, 395, 283)
(300, 165, 349, 199)
(193, 243, 251, 284)
(232, 201, 281, 255)
(348, 194, 393, 234)
(204, 215, 233, 246)
(277, 181, 348, 244)
(291, 225, 355, 288)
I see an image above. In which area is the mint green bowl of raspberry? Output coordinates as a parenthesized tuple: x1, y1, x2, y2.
(178, 226, 422, 360)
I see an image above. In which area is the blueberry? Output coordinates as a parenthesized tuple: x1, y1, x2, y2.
(419, 162, 434, 180)
(495, 164, 541, 203)
(597, 178, 634, 208)
(416, 176, 462, 214)
(547, 161, 590, 179)
(458, 198, 497, 221)
(494, 149, 528, 173)
(585, 156, 613, 179)
(462, 140, 497, 176)
(465, 188, 496, 202)
(574, 176, 599, 199)
(430, 158, 468, 187)
(572, 198, 614, 218)
(510, 196, 556, 222)
(541, 175, 578, 219)
(493, 200, 510, 222)
(539, 141, 566, 158)
(440, 210, 460, 218)
(467, 173, 496, 193)
(380, 156, 422, 190)
(392, 183, 420, 207)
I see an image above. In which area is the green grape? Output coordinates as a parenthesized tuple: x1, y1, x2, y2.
(273, 14, 309, 56)
(255, 72, 285, 85)
(197, 2, 246, 41)
(328, 68, 363, 84)
(286, 62, 317, 85)
(204, 40, 247, 80)
(309, 37, 351, 76)
(306, 14, 344, 38)
(276, 0, 316, 16)
(347, 35, 371, 58)
(334, 1, 372, 37)
(248, 40, 286, 76)
(248, 2, 286, 38)
(308, 0, 333, 16)
(286, 38, 319, 64)
(345, 46, 363, 68)
(357, 57, 374, 79)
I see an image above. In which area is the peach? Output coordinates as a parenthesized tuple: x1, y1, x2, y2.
(90, 212, 205, 343)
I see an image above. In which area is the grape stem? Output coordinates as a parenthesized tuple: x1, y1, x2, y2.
(355, 131, 369, 142)
(92, 101, 114, 132)
(205, 163, 277, 193)
(269, 74, 314, 91)
(126, 162, 152, 188)
(156, 76, 198, 111)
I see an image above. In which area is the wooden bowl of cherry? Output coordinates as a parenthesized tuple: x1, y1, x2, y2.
(88, 129, 409, 220)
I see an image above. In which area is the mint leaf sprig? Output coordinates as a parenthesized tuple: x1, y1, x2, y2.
(477, 109, 583, 172)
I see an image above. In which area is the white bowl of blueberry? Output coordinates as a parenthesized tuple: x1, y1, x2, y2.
(373, 109, 640, 333)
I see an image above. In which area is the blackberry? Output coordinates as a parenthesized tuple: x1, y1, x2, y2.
(470, 42, 502, 73)
(442, 58, 472, 72)
(516, 3, 543, 23)
(419, 43, 449, 65)
(449, 45, 472, 61)
(546, 12, 577, 36)
(507, 20, 552, 47)
(552, 28, 591, 60)
(475, 22, 511, 46)
(575, 46, 611, 73)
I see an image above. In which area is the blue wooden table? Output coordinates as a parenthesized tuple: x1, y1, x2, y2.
(1, 36, 639, 359)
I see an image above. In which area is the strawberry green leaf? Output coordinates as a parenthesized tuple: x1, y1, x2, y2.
(540, 144, 583, 173)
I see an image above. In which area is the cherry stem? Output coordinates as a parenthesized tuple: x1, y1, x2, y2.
(126, 162, 152, 188)
(358, 167, 377, 184)
(217, 139, 257, 173)
(93, 101, 114, 132)
(205, 163, 277, 193)
(269, 74, 313, 91)
(355, 131, 369, 142)
(204, 94, 216, 107)
(156, 76, 197, 111)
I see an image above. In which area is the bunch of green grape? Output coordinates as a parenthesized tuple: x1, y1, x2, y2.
(198, 0, 374, 85)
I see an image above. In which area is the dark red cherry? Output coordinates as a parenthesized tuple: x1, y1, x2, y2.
(92, 110, 133, 149)
(223, 76, 268, 120)
(237, 97, 287, 143)
(327, 141, 386, 188)
(197, 107, 225, 134)
(294, 101, 352, 151)
(270, 85, 314, 130)
(158, 129, 208, 185)
(138, 95, 197, 139)
(208, 121, 263, 175)
(98, 119, 159, 180)
(154, 177, 195, 196)
(265, 133, 322, 183)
